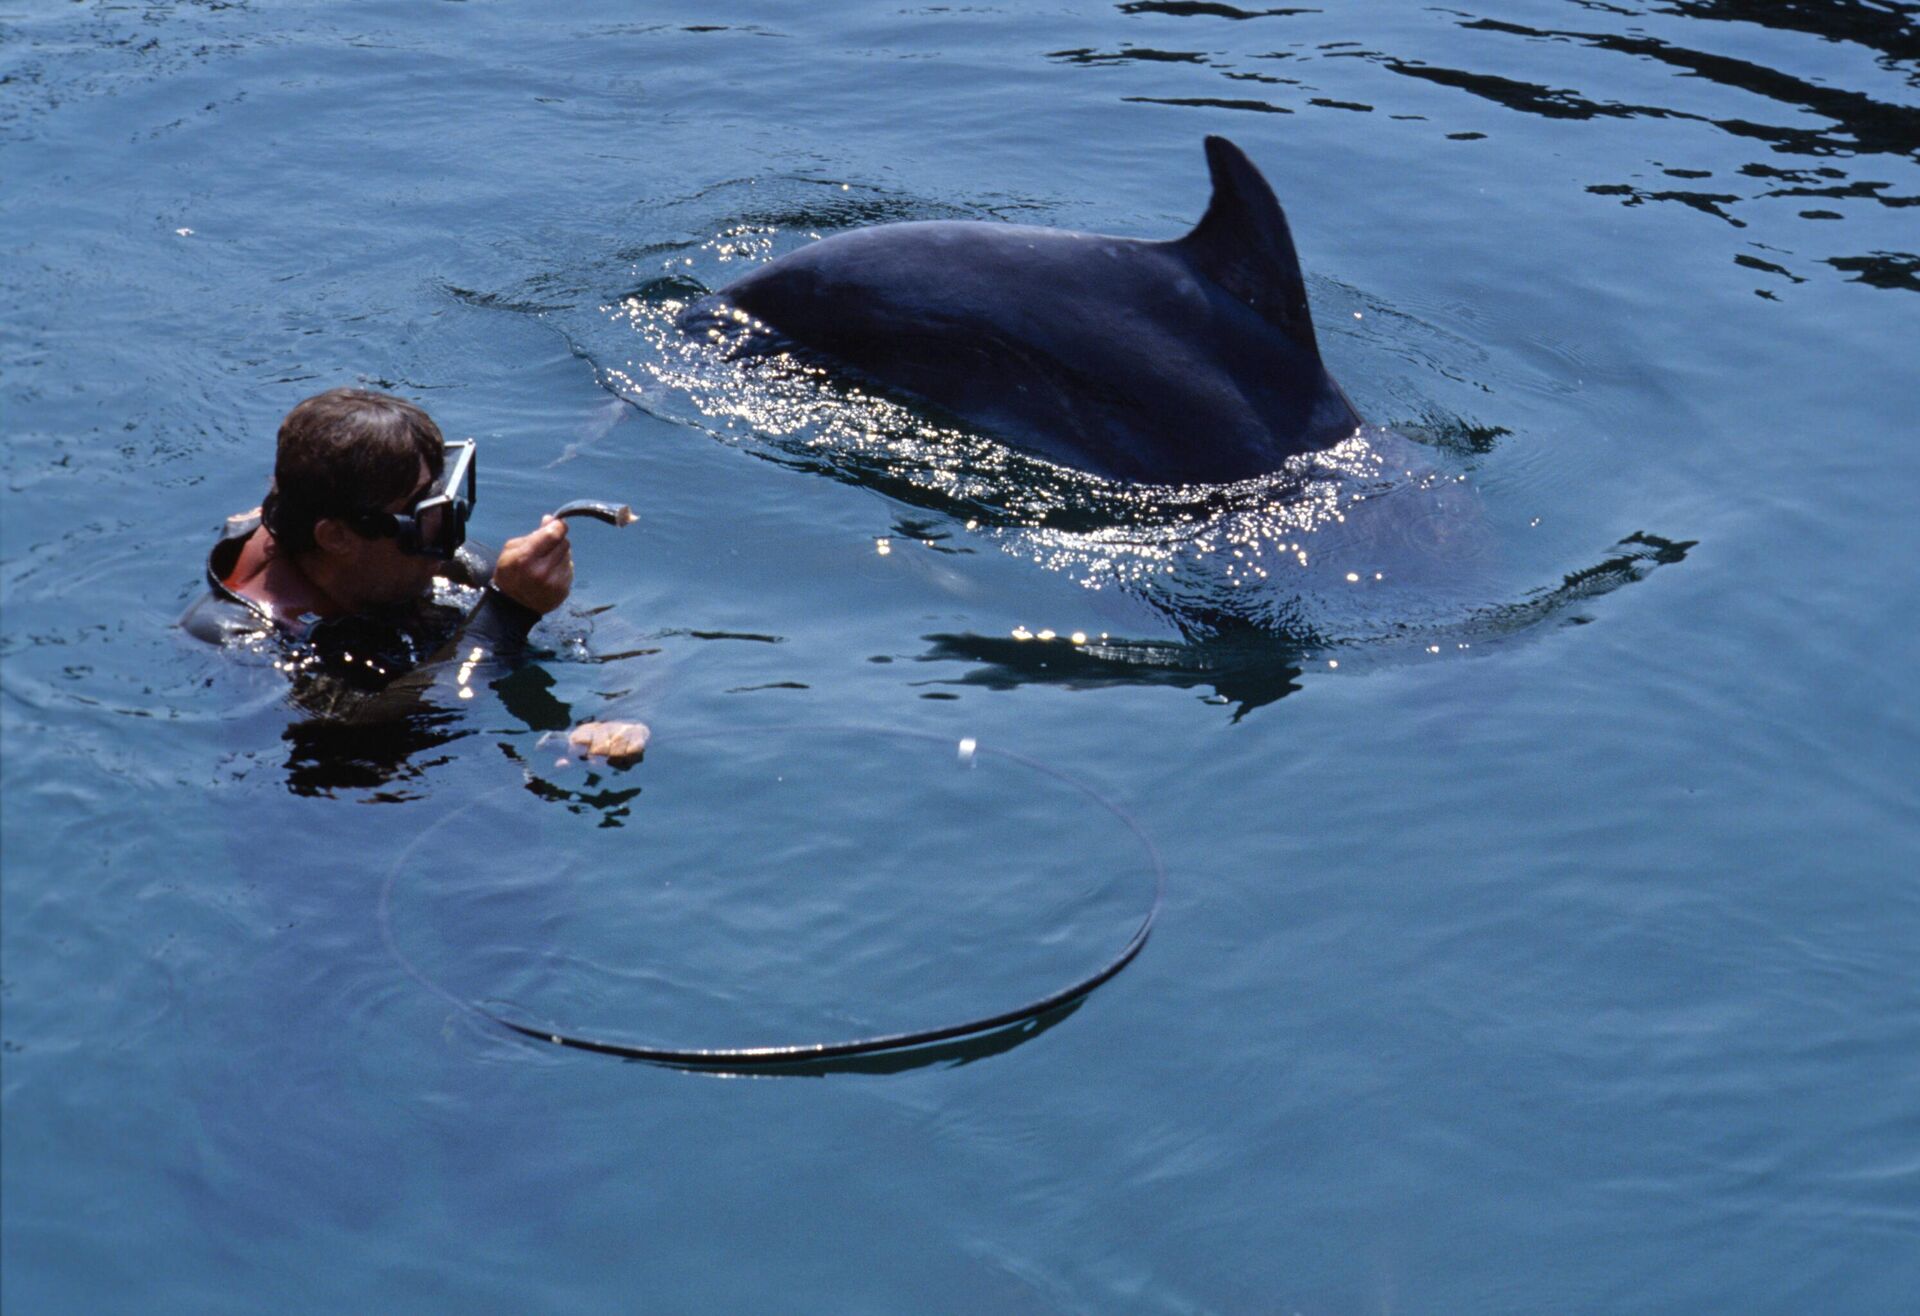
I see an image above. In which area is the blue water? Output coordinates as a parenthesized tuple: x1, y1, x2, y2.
(4, 1, 1917, 1309)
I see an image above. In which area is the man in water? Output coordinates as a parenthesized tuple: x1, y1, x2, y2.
(182, 387, 647, 763)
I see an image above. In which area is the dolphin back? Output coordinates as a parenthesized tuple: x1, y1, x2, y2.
(680, 137, 1361, 483)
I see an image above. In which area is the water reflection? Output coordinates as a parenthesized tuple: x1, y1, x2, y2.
(1448, 15, 1920, 161)
(1117, 1, 1315, 18)
(279, 657, 646, 826)
(920, 530, 1695, 719)
(1049, 46, 1210, 66)
(921, 630, 1304, 720)
(1084, 0, 1920, 293)
(281, 709, 466, 801)
(1662, 0, 1920, 64)
(501, 741, 644, 827)
(1829, 251, 1920, 290)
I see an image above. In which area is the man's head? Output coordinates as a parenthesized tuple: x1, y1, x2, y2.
(263, 388, 448, 609)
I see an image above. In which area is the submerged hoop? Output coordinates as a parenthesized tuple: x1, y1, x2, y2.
(379, 726, 1163, 1067)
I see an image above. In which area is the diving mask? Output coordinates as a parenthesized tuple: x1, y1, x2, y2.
(349, 439, 477, 560)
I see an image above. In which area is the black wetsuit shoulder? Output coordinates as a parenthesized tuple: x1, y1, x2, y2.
(178, 513, 282, 646)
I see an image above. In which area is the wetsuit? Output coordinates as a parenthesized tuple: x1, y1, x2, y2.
(179, 509, 543, 719)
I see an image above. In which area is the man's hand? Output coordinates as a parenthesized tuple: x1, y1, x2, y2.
(493, 516, 574, 615)
(566, 720, 651, 766)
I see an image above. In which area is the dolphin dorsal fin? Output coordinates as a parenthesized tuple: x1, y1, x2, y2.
(1176, 136, 1323, 360)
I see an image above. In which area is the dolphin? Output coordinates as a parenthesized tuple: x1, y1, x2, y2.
(678, 136, 1362, 485)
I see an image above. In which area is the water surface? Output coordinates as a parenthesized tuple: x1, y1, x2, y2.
(4, 1, 1916, 1310)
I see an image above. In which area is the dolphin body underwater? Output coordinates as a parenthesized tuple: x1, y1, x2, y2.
(678, 136, 1364, 486)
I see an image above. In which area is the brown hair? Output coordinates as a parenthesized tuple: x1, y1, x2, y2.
(262, 388, 445, 555)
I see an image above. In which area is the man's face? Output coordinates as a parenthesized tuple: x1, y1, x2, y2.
(332, 456, 442, 609)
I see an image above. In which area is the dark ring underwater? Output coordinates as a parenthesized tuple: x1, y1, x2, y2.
(378, 726, 1165, 1068)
